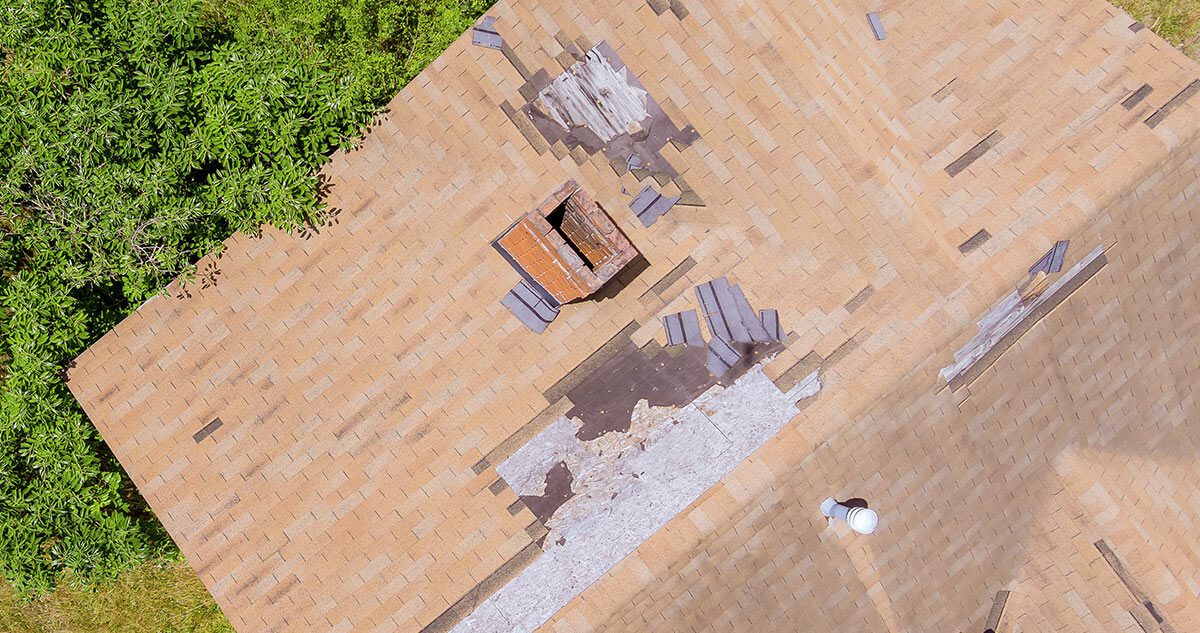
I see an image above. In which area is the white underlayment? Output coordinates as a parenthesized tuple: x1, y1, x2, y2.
(537, 47, 650, 142)
(939, 244, 1106, 383)
(453, 365, 822, 633)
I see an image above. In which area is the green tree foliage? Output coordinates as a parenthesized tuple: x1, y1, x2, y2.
(215, 0, 496, 103)
(0, 0, 490, 593)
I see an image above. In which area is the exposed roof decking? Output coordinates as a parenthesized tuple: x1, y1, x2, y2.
(66, 0, 1200, 631)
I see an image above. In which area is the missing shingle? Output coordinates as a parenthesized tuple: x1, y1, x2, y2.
(543, 321, 640, 403)
(845, 284, 875, 314)
(1122, 84, 1153, 110)
(640, 256, 697, 300)
(669, 0, 689, 19)
(1130, 21, 1146, 32)
(193, 417, 223, 443)
(418, 541, 542, 633)
(1095, 539, 1176, 633)
(867, 12, 886, 40)
(646, 0, 670, 14)
(947, 248, 1107, 391)
(945, 131, 1002, 176)
(958, 229, 992, 253)
(1145, 79, 1200, 129)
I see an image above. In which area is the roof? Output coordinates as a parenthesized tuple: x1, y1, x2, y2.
(67, 0, 1200, 631)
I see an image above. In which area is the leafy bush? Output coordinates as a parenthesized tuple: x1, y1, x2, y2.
(214, 0, 496, 103)
(0, 0, 490, 594)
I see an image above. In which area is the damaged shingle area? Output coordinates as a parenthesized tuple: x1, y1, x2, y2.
(565, 278, 783, 441)
(517, 41, 700, 186)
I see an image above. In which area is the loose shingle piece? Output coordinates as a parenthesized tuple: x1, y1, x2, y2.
(502, 280, 560, 334)
(629, 185, 680, 227)
(472, 16, 503, 49)
(695, 277, 770, 344)
(694, 277, 784, 376)
(1029, 240, 1069, 276)
(867, 13, 886, 40)
(662, 310, 704, 347)
(707, 335, 743, 377)
(759, 309, 783, 342)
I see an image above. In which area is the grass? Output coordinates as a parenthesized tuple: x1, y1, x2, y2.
(0, 562, 232, 632)
(1112, 0, 1200, 57)
(0, 2, 1196, 633)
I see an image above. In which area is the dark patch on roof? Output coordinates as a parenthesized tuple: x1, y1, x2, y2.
(845, 285, 875, 314)
(1145, 79, 1200, 129)
(1122, 83, 1153, 110)
(958, 229, 992, 253)
(932, 78, 959, 103)
(418, 541, 542, 633)
(641, 256, 696, 301)
(193, 417, 223, 443)
(945, 130, 1002, 176)
(519, 461, 576, 524)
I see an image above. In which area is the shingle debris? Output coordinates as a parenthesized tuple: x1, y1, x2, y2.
(629, 185, 680, 227)
(695, 277, 783, 376)
(662, 310, 704, 347)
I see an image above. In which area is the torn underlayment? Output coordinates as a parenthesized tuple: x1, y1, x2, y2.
(454, 365, 821, 633)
